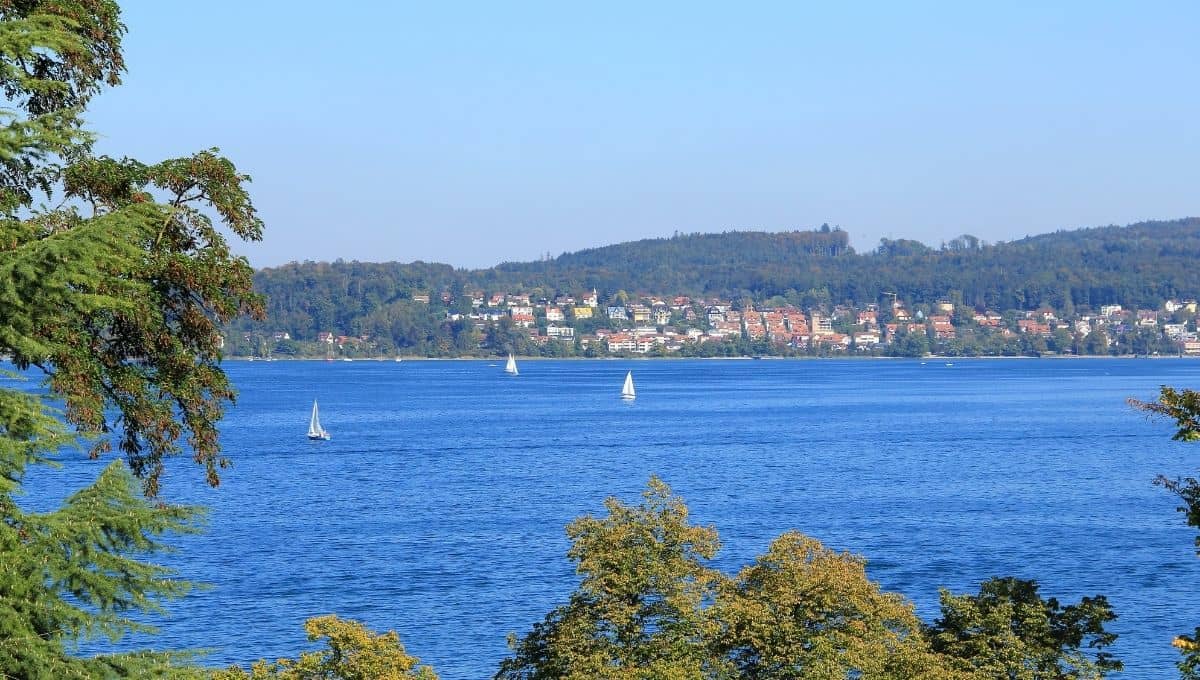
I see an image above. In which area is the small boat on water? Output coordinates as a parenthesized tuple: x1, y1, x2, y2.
(621, 371, 636, 400)
(307, 399, 331, 440)
(505, 354, 519, 376)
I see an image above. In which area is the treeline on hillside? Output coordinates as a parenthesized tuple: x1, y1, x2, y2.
(227, 219, 1200, 355)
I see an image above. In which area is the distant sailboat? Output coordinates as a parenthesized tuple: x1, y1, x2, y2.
(505, 354, 519, 376)
(307, 399, 331, 440)
(621, 371, 636, 400)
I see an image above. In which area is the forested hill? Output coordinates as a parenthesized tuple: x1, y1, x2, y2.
(237, 218, 1200, 347)
(489, 227, 853, 294)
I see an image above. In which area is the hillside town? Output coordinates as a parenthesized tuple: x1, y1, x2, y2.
(242, 287, 1200, 358)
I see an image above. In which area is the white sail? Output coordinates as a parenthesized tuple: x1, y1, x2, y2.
(308, 399, 330, 440)
(505, 353, 519, 376)
(621, 371, 636, 400)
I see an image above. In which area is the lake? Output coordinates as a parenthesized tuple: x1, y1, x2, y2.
(18, 358, 1200, 678)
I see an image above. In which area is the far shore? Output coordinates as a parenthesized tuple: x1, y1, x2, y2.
(227, 353, 1198, 362)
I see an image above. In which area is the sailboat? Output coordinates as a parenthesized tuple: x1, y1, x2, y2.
(505, 353, 519, 376)
(621, 371, 636, 400)
(307, 399, 331, 440)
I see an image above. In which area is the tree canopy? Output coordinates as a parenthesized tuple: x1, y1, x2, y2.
(212, 616, 438, 680)
(0, 0, 262, 675)
(1132, 386, 1200, 676)
(495, 478, 1119, 680)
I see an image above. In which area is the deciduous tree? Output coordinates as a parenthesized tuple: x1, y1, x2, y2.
(213, 616, 438, 680)
(1130, 386, 1200, 675)
(927, 577, 1120, 679)
(497, 478, 965, 679)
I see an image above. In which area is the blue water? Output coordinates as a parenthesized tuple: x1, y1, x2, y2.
(16, 358, 1200, 677)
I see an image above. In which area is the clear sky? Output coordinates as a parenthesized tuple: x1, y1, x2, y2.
(86, 1, 1199, 269)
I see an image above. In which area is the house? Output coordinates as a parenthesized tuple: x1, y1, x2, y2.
(935, 300, 954, 314)
(488, 293, 506, 307)
(809, 312, 833, 335)
(607, 306, 628, 320)
(1100, 304, 1122, 318)
(854, 332, 881, 346)
(606, 334, 635, 352)
(1136, 310, 1158, 327)
(1166, 299, 1183, 314)
(583, 289, 599, 308)
(572, 306, 594, 319)
(857, 310, 878, 326)
(316, 331, 336, 344)
(813, 333, 851, 350)
(707, 307, 725, 324)
(1164, 323, 1189, 339)
(653, 307, 671, 325)
(1017, 319, 1052, 336)
(412, 294, 430, 304)
(884, 323, 926, 342)
(606, 333, 655, 353)
(712, 321, 742, 337)
(894, 308, 912, 322)
(785, 312, 808, 334)
(629, 304, 651, 323)
(546, 324, 575, 339)
(545, 307, 564, 322)
(509, 307, 535, 327)
(930, 315, 955, 339)
(973, 312, 1002, 327)
(1185, 340, 1200, 355)
(272, 331, 291, 341)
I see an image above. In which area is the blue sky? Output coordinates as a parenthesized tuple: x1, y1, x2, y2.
(87, 2, 1199, 269)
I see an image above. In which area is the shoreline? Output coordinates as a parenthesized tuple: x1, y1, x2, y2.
(227, 354, 1199, 362)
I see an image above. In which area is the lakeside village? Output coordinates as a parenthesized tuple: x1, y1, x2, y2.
(233, 288, 1200, 360)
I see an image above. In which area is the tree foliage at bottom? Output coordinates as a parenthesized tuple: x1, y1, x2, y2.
(1132, 385, 1200, 677)
(1, 388, 204, 679)
(212, 615, 438, 680)
(492, 477, 1119, 680)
